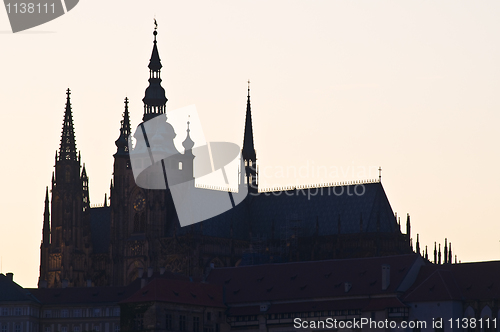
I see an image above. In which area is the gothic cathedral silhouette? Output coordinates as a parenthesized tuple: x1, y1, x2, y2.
(39, 27, 413, 288)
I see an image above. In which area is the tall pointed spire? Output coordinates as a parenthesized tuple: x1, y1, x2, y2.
(115, 97, 132, 155)
(142, 22, 167, 121)
(59, 88, 78, 161)
(149, 21, 161, 72)
(42, 186, 50, 246)
(242, 80, 256, 161)
(242, 81, 258, 194)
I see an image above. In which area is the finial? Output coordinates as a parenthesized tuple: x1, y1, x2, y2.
(378, 166, 382, 182)
(182, 116, 195, 151)
(124, 97, 129, 107)
(153, 19, 158, 39)
(247, 80, 250, 96)
(66, 88, 71, 98)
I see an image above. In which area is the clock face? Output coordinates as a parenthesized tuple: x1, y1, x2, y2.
(133, 194, 146, 212)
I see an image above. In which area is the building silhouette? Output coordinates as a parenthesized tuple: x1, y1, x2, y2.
(38, 27, 413, 289)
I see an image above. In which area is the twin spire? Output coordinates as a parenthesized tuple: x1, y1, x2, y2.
(242, 80, 256, 162)
(114, 97, 131, 156)
(58, 88, 78, 162)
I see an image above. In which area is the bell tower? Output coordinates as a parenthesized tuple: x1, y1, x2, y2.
(142, 21, 167, 122)
(110, 24, 187, 286)
(40, 89, 92, 288)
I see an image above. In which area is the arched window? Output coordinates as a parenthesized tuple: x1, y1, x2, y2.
(179, 161, 183, 170)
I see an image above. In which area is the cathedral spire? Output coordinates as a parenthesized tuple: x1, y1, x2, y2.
(142, 22, 168, 122)
(59, 88, 78, 162)
(115, 97, 132, 155)
(242, 80, 256, 161)
(42, 186, 50, 246)
(242, 81, 257, 194)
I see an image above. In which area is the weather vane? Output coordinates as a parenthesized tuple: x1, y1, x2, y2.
(154, 19, 158, 30)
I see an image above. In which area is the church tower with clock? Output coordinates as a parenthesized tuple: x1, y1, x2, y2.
(107, 26, 195, 286)
(39, 24, 414, 289)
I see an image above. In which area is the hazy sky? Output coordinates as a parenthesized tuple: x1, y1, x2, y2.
(1, 0, 499, 288)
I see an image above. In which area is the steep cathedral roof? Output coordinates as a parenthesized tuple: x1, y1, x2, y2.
(179, 181, 397, 240)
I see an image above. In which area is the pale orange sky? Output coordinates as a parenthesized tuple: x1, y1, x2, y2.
(1, 0, 499, 287)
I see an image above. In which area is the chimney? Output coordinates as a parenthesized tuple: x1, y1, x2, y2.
(62, 279, 69, 288)
(6, 273, 13, 281)
(160, 267, 166, 275)
(381, 264, 390, 291)
(138, 268, 144, 278)
(147, 267, 153, 278)
(86, 279, 92, 287)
